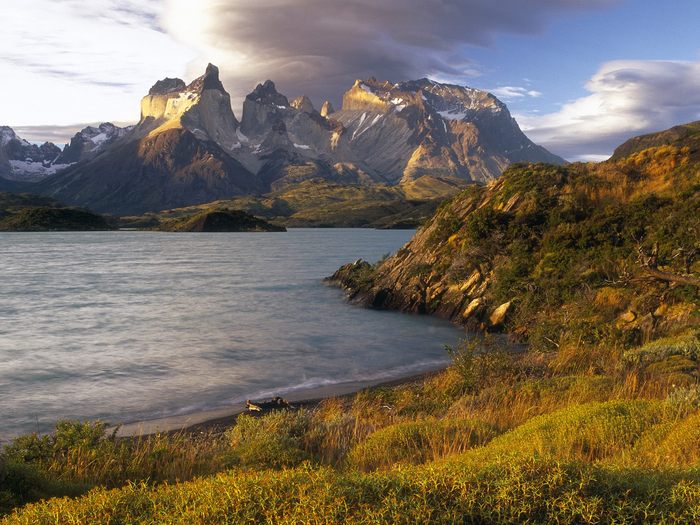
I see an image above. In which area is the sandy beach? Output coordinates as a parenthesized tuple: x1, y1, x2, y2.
(114, 365, 447, 438)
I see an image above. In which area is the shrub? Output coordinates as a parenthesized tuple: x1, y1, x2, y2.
(226, 411, 312, 469)
(468, 400, 663, 463)
(444, 336, 514, 394)
(2, 420, 226, 491)
(347, 418, 496, 471)
(634, 410, 700, 467)
(623, 332, 700, 367)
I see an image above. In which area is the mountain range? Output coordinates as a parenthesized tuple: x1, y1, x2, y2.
(0, 64, 564, 216)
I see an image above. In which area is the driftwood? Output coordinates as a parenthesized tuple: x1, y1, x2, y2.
(246, 397, 293, 413)
(637, 242, 700, 288)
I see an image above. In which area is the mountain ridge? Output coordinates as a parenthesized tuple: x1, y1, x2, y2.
(4, 64, 564, 215)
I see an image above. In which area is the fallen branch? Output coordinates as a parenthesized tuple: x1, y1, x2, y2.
(642, 267, 700, 288)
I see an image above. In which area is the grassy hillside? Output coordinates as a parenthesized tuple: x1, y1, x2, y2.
(330, 143, 699, 352)
(119, 178, 467, 230)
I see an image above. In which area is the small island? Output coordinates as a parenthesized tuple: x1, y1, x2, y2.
(155, 209, 286, 232)
(0, 206, 114, 232)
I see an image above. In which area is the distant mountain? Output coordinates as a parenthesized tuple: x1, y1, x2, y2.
(0, 127, 66, 182)
(32, 64, 563, 215)
(57, 123, 134, 164)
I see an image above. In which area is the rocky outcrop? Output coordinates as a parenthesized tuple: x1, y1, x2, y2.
(327, 133, 700, 342)
(320, 101, 335, 117)
(290, 96, 315, 114)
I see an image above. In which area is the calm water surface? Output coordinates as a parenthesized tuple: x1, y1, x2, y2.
(0, 229, 461, 439)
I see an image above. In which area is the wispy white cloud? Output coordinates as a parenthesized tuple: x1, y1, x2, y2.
(490, 86, 543, 100)
(0, 0, 194, 127)
(516, 59, 700, 161)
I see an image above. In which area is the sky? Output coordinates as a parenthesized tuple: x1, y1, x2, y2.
(2, 0, 700, 161)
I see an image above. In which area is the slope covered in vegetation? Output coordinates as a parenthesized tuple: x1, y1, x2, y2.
(330, 142, 699, 352)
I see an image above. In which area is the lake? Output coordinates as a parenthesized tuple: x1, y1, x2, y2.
(0, 229, 462, 440)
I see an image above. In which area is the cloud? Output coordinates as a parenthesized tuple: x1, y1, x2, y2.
(490, 86, 543, 100)
(0, 1, 194, 127)
(164, 0, 616, 108)
(516, 60, 700, 161)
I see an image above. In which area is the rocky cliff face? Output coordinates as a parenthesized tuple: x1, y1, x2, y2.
(139, 63, 242, 154)
(331, 78, 564, 184)
(328, 128, 700, 347)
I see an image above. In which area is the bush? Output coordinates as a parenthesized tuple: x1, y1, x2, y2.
(347, 418, 496, 471)
(468, 400, 663, 463)
(623, 332, 700, 367)
(226, 411, 312, 469)
(444, 336, 514, 394)
(634, 410, 700, 467)
(2, 420, 226, 498)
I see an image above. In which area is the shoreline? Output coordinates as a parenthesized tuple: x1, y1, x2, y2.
(114, 365, 448, 438)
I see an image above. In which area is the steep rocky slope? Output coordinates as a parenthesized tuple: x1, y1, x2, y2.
(331, 78, 564, 184)
(329, 128, 700, 349)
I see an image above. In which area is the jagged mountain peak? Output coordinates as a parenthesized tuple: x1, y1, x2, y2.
(247, 80, 289, 106)
(57, 122, 133, 164)
(290, 96, 315, 114)
(139, 63, 240, 153)
(241, 80, 292, 137)
(0, 126, 69, 182)
(149, 77, 186, 96)
(186, 63, 226, 93)
(320, 101, 335, 117)
(1, 126, 18, 145)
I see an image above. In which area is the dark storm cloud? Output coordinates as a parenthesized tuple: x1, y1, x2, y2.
(178, 0, 618, 104)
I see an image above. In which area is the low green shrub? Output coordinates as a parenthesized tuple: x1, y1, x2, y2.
(226, 411, 312, 469)
(623, 332, 700, 367)
(468, 400, 663, 463)
(347, 418, 496, 471)
(634, 411, 700, 467)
